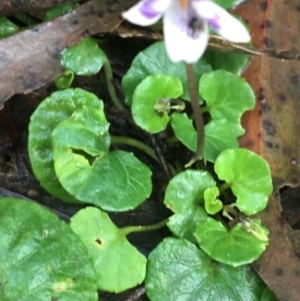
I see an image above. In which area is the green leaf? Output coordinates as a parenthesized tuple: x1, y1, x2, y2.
(52, 106, 152, 211)
(171, 113, 239, 162)
(260, 287, 279, 301)
(199, 70, 255, 136)
(70, 207, 147, 293)
(52, 105, 110, 157)
(44, 3, 78, 21)
(61, 37, 107, 75)
(54, 70, 74, 89)
(122, 41, 211, 105)
(194, 217, 269, 267)
(28, 88, 104, 203)
(204, 50, 249, 75)
(214, 149, 273, 215)
(145, 237, 266, 301)
(170, 113, 197, 152)
(0, 17, 19, 39)
(204, 186, 223, 214)
(132, 75, 183, 133)
(213, 0, 246, 9)
(164, 170, 214, 242)
(0, 198, 97, 301)
(204, 119, 239, 161)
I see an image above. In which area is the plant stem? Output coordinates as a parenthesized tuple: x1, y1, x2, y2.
(201, 106, 209, 113)
(223, 204, 239, 220)
(103, 59, 125, 110)
(120, 218, 169, 236)
(219, 182, 231, 194)
(111, 135, 159, 161)
(111, 136, 177, 175)
(185, 63, 205, 160)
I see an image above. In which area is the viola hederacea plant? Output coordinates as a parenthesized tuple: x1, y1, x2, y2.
(0, 2, 278, 301)
(123, 0, 251, 160)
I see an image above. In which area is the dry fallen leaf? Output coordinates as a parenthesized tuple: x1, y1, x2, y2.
(0, 0, 136, 109)
(235, 0, 300, 300)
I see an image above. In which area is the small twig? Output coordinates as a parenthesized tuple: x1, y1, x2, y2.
(115, 27, 300, 61)
(149, 134, 173, 179)
(0, 0, 79, 16)
(124, 286, 146, 301)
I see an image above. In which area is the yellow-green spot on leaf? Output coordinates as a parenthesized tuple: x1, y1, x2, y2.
(43, 229, 49, 238)
(53, 278, 74, 293)
(94, 237, 103, 248)
(47, 266, 53, 272)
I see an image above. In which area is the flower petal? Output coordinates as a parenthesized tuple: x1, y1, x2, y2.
(191, 0, 251, 43)
(163, 1, 209, 63)
(122, 0, 171, 26)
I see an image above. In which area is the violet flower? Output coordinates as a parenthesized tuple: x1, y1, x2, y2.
(122, 0, 250, 63)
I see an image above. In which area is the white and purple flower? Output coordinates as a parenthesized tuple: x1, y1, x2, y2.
(122, 0, 250, 63)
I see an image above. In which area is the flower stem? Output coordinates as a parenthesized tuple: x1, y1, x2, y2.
(185, 63, 204, 160)
(103, 59, 125, 110)
(219, 182, 231, 194)
(120, 218, 169, 236)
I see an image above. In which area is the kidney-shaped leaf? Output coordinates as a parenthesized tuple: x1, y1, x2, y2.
(194, 217, 269, 267)
(199, 70, 255, 136)
(171, 113, 239, 162)
(28, 88, 104, 203)
(132, 74, 183, 133)
(0, 198, 97, 301)
(44, 3, 78, 21)
(204, 119, 239, 162)
(52, 107, 152, 211)
(122, 41, 211, 105)
(204, 50, 249, 74)
(204, 186, 223, 215)
(164, 170, 214, 242)
(0, 17, 19, 39)
(145, 237, 266, 301)
(214, 149, 273, 215)
(260, 287, 279, 301)
(61, 37, 107, 75)
(70, 207, 147, 293)
(54, 70, 75, 89)
(213, 0, 246, 8)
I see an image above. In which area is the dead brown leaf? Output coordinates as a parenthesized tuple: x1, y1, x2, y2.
(235, 0, 300, 300)
(0, 0, 136, 110)
(0, 0, 78, 16)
